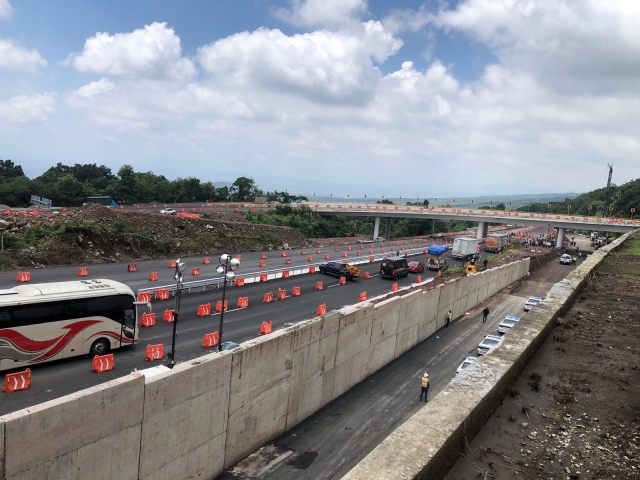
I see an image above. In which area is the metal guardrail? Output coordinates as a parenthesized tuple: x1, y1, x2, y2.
(137, 246, 437, 297)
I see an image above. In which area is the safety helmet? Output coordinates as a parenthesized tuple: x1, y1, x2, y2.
(424, 373, 428, 377)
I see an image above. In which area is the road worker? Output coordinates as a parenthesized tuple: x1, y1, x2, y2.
(420, 373, 429, 402)
(446, 310, 452, 328)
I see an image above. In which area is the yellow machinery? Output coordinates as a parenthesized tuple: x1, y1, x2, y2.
(346, 264, 362, 277)
(465, 265, 477, 275)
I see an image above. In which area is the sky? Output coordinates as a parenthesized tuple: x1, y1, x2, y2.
(1, 0, 639, 198)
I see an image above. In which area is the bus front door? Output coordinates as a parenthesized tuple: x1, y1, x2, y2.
(120, 307, 136, 348)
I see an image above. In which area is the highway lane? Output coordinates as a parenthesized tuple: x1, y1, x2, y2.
(0, 230, 528, 414)
(1, 239, 443, 292)
(222, 256, 577, 479)
(0, 254, 440, 415)
(221, 294, 527, 479)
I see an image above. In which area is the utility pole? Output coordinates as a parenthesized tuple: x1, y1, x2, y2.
(602, 164, 613, 218)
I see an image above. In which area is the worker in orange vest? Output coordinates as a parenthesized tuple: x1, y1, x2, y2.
(420, 373, 429, 402)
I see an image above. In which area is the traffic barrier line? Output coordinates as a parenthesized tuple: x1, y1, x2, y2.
(145, 344, 164, 361)
(148, 272, 159, 281)
(163, 309, 175, 322)
(127, 264, 137, 272)
(197, 303, 212, 316)
(215, 300, 228, 313)
(140, 312, 156, 327)
(2, 368, 31, 392)
(203, 332, 219, 348)
(260, 321, 273, 335)
(92, 354, 114, 373)
(16, 272, 31, 282)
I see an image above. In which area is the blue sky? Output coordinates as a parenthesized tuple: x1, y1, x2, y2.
(1, 0, 639, 197)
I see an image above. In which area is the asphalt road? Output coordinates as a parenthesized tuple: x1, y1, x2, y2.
(221, 253, 577, 480)
(0, 248, 457, 415)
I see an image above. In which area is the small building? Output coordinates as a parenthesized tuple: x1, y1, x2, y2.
(86, 196, 112, 206)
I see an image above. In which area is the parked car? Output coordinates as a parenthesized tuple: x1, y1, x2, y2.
(319, 262, 361, 280)
(407, 261, 424, 273)
(524, 296, 542, 312)
(160, 208, 176, 215)
(456, 357, 477, 374)
(497, 316, 521, 334)
(477, 335, 504, 355)
(560, 254, 572, 265)
(380, 258, 409, 280)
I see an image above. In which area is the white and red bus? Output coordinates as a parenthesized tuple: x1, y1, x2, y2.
(0, 279, 147, 371)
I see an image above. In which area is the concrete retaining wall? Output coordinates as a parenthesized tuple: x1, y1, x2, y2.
(343, 238, 627, 480)
(0, 259, 529, 480)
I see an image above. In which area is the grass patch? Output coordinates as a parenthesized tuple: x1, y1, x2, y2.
(0, 251, 13, 270)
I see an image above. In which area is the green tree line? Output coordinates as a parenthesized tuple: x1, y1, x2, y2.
(514, 178, 640, 218)
(0, 160, 306, 207)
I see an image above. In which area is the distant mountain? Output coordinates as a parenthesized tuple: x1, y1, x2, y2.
(307, 193, 582, 206)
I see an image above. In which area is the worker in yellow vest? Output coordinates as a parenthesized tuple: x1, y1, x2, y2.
(420, 373, 429, 402)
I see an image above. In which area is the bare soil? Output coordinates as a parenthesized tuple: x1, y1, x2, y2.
(2, 204, 312, 267)
(445, 233, 640, 480)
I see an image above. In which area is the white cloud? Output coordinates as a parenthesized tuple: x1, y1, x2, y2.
(0, 93, 55, 127)
(47, 2, 640, 193)
(274, 0, 368, 29)
(0, 0, 12, 19)
(435, 0, 640, 94)
(197, 22, 402, 103)
(68, 22, 195, 80)
(0, 39, 47, 72)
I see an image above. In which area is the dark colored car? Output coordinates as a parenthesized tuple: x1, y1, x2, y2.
(380, 258, 409, 279)
(407, 261, 424, 273)
(319, 262, 358, 280)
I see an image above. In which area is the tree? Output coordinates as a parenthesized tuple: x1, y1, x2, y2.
(230, 177, 259, 202)
(0, 160, 25, 179)
(495, 203, 506, 210)
(0, 176, 31, 206)
(52, 174, 87, 206)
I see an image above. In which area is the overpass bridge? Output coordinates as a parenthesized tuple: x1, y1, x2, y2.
(301, 202, 638, 247)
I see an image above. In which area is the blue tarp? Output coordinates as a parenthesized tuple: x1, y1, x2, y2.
(427, 244, 449, 256)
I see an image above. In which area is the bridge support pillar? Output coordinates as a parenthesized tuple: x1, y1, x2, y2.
(556, 227, 566, 248)
(476, 221, 488, 240)
(385, 218, 391, 240)
(373, 217, 380, 240)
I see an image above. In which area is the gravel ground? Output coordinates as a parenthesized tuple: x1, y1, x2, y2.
(445, 233, 640, 480)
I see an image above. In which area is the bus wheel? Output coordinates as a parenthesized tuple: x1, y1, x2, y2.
(90, 338, 110, 357)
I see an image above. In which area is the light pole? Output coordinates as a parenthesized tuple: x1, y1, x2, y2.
(168, 258, 187, 369)
(632, 208, 636, 219)
(216, 254, 240, 351)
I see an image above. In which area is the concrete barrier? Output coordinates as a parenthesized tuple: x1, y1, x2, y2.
(0, 258, 530, 480)
(1, 375, 144, 480)
(343, 237, 631, 480)
(139, 351, 232, 479)
(225, 327, 295, 468)
(286, 312, 340, 430)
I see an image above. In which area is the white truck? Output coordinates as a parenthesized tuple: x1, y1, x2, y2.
(452, 237, 479, 260)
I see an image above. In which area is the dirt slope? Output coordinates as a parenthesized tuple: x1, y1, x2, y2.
(2, 204, 312, 267)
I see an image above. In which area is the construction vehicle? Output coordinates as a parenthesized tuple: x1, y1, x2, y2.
(485, 234, 509, 253)
(319, 262, 361, 279)
(425, 244, 449, 271)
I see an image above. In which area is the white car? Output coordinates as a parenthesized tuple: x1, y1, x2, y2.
(477, 335, 504, 356)
(456, 357, 477, 374)
(160, 208, 176, 215)
(497, 316, 521, 334)
(560, 254, 572, 265)
(524, 296, 542, 312)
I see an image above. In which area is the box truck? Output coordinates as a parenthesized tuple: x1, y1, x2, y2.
(484, 234, 509, 253)
(452, 237, 479, 260)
